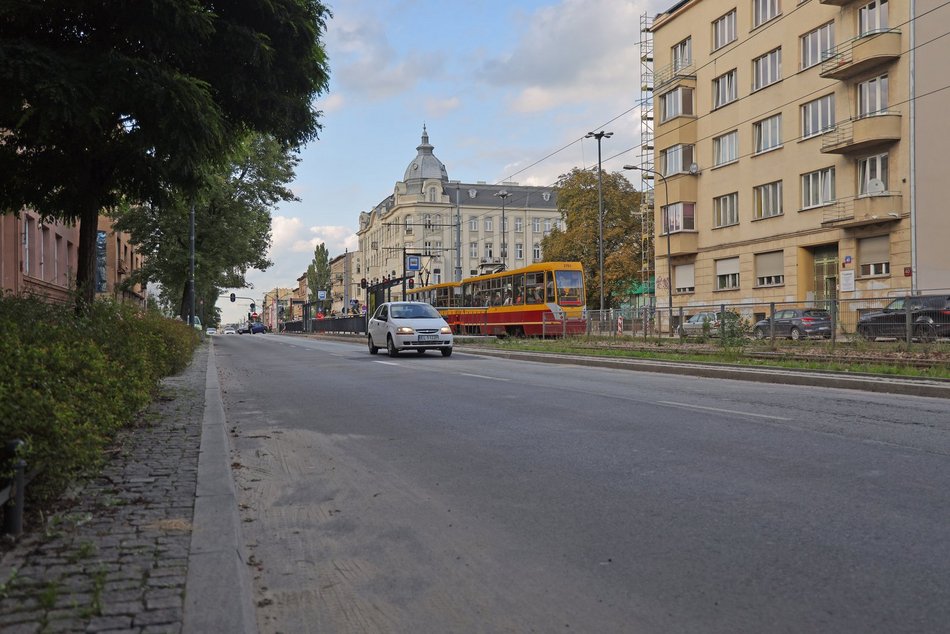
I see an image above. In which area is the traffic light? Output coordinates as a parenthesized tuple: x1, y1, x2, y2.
(408, 278, 414, 289)
(229, 292, 236, 302)
(249, 302, 255, 312)
(360, 278, 367, 289)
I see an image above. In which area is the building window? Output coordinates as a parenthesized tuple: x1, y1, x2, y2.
(544, 218, 552, 232)
(434, 268, 442, 284)
(801, 167, 835, 209)
(502, 216, 509, 232)
(661, 202, 696, 233)
(755, 251, 785, 287)
(753, 114, 782, 153)
(423, 214, 432, 229)
(858, 235, 890, 276)
(753, 48, 781, 91)
(485, 217, 493, 232)
(858, 75, 888, 117)
(427, 187, 438, 202)
(753, 180, 783, 219)
(713, 131, 738, 166)
(858, 153, 888, 195)
(470, 242, 478, 258)
(713, 10, 737, 51)
(515, 217, 524, 233)
(713, 69, 737, 109)
(859, 0, 889, 35)
(515, 243, 524, 260)
(469, 216, 478, 231)
(662, 144, 695, 175)
(660, 87, 694, 123)
(672, 37, 692, 71)
(801, 94, 835, 138)
(801, 22, 835, 70)
(754, 0, 780, 28)
(533, 217, 542, 232)
(713, 193, 739, 227)
(424, 241, 432, 255)
(405, 215, 413, 234)
(674, 263, 695, 293)
(484, 243, 494, 259)
(715, 257, 740, 290)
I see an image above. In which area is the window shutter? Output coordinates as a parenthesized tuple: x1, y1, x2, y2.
(754, 251, 784, 277)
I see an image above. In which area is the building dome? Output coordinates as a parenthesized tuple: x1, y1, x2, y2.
(403, 125, 448, 182)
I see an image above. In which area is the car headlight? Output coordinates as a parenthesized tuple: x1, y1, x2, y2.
(440, 326, 452, 335)
(395, 326, 415, 335)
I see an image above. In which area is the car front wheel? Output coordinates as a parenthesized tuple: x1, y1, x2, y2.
(368, 334, 378, 355)
(387, 336, 399, 357)
(753, 327, 766, 340)
(915, 323, 937, 343)
(441, 347, 453, 357)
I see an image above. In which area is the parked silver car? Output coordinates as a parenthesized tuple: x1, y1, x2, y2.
(367, 301, 454, 357)
(677, 311, 740, 338)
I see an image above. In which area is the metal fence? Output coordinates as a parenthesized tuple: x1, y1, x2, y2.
(583, 292, 950, 347)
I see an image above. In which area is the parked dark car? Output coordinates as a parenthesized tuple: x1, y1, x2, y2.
(856, 295, 950, 342)
(753, 308, 832, 340)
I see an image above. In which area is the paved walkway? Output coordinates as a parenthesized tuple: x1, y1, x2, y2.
(0, 343, 256, 634)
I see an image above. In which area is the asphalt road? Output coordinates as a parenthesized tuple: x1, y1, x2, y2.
(211, 334, 950, 634)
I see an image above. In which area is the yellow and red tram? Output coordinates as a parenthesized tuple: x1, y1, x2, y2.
(407, 261, 586, 337)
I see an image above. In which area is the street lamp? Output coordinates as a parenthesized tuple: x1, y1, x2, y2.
(494, 189, 510, 268)
(586, 131, 612, 312)
(623, 164, 673, 337)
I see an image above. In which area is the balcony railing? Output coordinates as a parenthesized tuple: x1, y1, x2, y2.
(820, 30, 901, 80)
(821, 113, 901, 154)
(654, 60, 696, 91)
(822, 194, 903, 227)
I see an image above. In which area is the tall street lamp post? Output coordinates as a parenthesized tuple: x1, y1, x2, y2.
(623, 164, 673, 336)
(494, 189, 509, 268)
(586, 131, 612, 312)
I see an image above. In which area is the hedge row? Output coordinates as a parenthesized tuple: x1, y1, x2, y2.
(0, 295, 199, 504)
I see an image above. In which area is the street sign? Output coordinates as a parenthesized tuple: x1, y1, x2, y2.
(318, 290, 327, 300)
(406, 255, 421, 271)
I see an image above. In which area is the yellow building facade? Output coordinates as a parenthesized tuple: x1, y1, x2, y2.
(649, 0, 950, 319)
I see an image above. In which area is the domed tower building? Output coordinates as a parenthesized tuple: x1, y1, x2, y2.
(357, 126, 561, 304)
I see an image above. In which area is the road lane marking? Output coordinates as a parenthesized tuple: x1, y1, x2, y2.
(459, 373, 510, 382)
(373, 361, 400, 366)
(657, 401, 791, 420)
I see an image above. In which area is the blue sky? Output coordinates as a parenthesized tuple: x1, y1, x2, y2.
(221, 0, 665, 323)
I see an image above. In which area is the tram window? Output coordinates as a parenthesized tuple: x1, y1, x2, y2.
(525, 272, 544, 304)
(511, 274, 525, 305)
(545, 273, 556, 303)
(556, 270, 584, 306)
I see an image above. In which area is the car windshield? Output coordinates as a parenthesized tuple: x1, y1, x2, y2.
(390, 304, 441, 319)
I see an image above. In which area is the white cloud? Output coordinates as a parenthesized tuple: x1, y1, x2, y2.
(478, 0, 645, 113)
(424, 96, 461, 118)
(317, 93, 346, 114)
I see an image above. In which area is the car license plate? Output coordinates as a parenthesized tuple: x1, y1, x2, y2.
(419, 335, 438, 341)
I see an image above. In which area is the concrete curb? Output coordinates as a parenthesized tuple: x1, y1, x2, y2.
(183, 343, 258, 634)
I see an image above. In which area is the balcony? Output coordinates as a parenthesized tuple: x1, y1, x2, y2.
(654, 61, 696, 93)
(658, 173, 697, 205)
(656, 231, 698, 257)
(819, 0, 853, 5)
(820, 30, 901, 80)
(821, 113, 901, 154)
(821, 194, 904, 228)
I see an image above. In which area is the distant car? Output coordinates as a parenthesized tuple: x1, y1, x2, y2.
(857, 294, 950, 342)
(249, 322, 266, 334)
(677, 311, 740, 338)
(223, 327, 236, 335)
(753, 308, 832, 340)
(206, 327, 217, 335)
(367, 301, 454, 357)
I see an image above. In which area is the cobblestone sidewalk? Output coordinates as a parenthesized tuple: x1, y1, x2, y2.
(0, 345, 209, 634)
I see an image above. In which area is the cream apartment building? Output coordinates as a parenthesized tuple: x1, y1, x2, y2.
(649, 0, 950, 322)
(357, 127, 563, 303)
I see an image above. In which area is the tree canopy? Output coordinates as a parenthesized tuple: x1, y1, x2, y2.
(307, 243, 331, 310)
(542, 168, 644, 310)
(115, 132, 299, 323)
(0, 0, 331, 306)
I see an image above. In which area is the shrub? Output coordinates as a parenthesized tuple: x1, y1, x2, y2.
(0, 295, 198, 505)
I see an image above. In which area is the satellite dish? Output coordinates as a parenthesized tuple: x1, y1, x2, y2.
(867, 178, 885, 195)
(688, 162, 700, 175)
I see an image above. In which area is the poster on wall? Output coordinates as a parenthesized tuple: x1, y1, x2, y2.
(840, 269, 855, 292)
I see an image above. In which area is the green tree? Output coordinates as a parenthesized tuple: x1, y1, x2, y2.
(115, 132, 298, 322)
(542, 168, 643, 309)
(307, 243, 331, 313)
(0, 0, 331, 308)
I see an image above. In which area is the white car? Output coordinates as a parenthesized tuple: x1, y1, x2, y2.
(367, 301, 454, 357)
(223, 327, 236, 335)
(205, 327, 217, 335)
